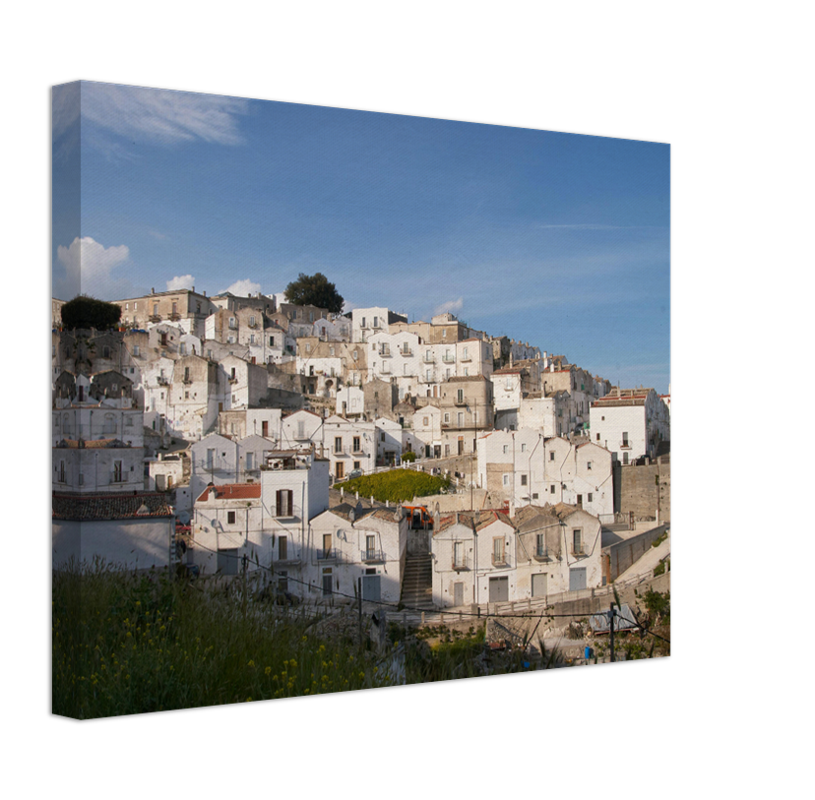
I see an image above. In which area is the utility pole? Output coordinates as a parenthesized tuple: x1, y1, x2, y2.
(609, 603, 616, 662)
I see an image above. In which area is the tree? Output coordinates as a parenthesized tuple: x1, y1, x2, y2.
(283, 272, 344, 314)
(60, 295, 122, 331)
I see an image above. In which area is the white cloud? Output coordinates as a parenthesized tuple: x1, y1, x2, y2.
(433, 297, 464, 316)
(82, 82, 249, 146)
(222, 279, 262, 297)
(167, 274, 195, 291)
(55, 236, 131, 299)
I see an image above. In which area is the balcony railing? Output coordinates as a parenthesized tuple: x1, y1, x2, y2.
(361, 549, 385, 563)
(491, 553, 508, 567)
(423, 353, 436, 363)
(182, 376, 193, 384)
(156, 376, 170, 386)
(111, 472, 126, 483)
(169, 312, 181, 321)
(380, 348, 392, 357)
(442, 355, 456, 363)
(399, 348, 413, 357)
(148, 314, 162, 323)
(452, 554, 470, 571)
(459, 353, 472, 362)
(453, 397, 467, 406)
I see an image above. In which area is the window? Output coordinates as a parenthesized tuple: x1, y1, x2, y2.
(250, 315, 256, 327)
(573, 529, 583, 555)
(227, 511, 236, 524)
(457, 388, 464, 403)
(112, 460, 123, 483)
(179, 342, 186, 355)
(532, 493, 539, 500)
(297, 420, 305, 439)
(380, 432, 385, 442)
(133, 345, 140, 356)
(269, 335, 275, 346)
(334, 437, 343, 453)
(577, 494, 583, 505)
(521, 443, 526, 452)
(365, 534, 376, 560)
(596, 433, 601, 441)
(372, 316, 378, 328)
(550, 451, 555, 461)
(423, 417, 429, 426)
(206, 449, 215, 469)
(536, 534, 547, 557)
(246, 452, 254, 470)
(453, 542, 464, 568)
(521, 474, 528, 486)
(442, 329, 447, 338)
(276, 489, 294, 517)
(353, 436, 361, 452)
(503, 474, 510, 487)
(550, 485, 556, 494)
(322, 533, 332, 559)
(587, 493, 593, 503)
(493, 538, 505, 564)
(457, 412, 464, 427)
(444, 413, 450, 423)
(503, 445, 509, 454)
(587, 461, 592, 470)
(229, 317, 237, 329)
(623, 452, 629, 465)
(622, 432, 629, 446)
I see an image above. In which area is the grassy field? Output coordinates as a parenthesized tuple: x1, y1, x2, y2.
(52, 562, 391, 719)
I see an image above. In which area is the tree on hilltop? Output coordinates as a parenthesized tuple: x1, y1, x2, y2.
(284, 273, 344, 314)
(60, 295, 122, 331)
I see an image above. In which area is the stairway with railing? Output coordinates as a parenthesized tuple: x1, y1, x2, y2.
(399, 553, 434, 610)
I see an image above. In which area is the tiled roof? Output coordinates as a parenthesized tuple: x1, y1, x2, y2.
(196, 483, 261, 503)
(52, 493, 173, 521)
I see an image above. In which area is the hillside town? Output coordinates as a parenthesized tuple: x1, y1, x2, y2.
(51, 286, 670, 642)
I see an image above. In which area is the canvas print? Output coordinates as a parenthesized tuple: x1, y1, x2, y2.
(51, 81, 670, 719)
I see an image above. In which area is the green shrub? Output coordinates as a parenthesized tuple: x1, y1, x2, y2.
(336, 468, 449, 503)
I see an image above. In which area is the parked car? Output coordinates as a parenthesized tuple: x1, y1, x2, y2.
(347, 469, 363, 479)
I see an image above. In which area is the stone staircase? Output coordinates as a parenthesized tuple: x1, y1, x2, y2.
(400, 553, 434, 610)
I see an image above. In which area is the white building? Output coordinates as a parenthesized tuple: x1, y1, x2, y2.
(308, 504, 409, 604)
(53, 493, 176, 571)
(431, 510, 517, 607)
(512, 504, 604, 595)
(192, 451, 331, 582)
(589, 388, 670, 464)
(476, 430, 614, 521)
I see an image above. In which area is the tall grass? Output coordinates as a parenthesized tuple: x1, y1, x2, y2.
(52, 560, 389, 719)
(336, 468, 450, 503)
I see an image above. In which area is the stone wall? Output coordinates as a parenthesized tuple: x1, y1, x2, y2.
(619, 459, 670, 521)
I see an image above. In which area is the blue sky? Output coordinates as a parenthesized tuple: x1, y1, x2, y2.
(52, 81, 670, 393)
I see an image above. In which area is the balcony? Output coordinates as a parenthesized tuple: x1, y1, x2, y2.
(442, 355, 456, 363)
(317, 549, 341, 564)
(571, 547, 586, 558)
(459, 353, 472, 362)
(156, 375, 170, 386)
(380, 348, 392, 358)
(182, 376, 193, 385)
(148, 314, 162, 323)
(419, 375, 437, 384)
(110, 472, 126, 484)
(452, 554, 470, 571)
(248, 320, 259, 329)
(534, 550, 553, 563)
(423, 353, 436, 363)
(361, 549, 385, 564)
(169, 312, 181, 321)
(453, 397, 467, 406)
(399, 348, 413, 357)
(228, 376, 239, 384)
(491, 553, 508, 567)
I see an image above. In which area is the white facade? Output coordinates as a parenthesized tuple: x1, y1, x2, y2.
(590, 389, 669, 463)
(512, 506, 604, 596)
(192, 453, 331, 580)
(321, 415, 377, 479)
(279, 409, 324, 452)
(431, 512, 518, 608)
(308, 507, 408, 604)
(476, 430, 614, 521)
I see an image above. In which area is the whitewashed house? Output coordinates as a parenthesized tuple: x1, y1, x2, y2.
(409, 405, 443, 459)
(336, 385, 365, 419)
(53, 493, 176, 572)
(431, 510, 517, 608)
(321, 415, 377, 480)
(477, 431, 615, 521)
(374, 417, 403, 466)
(307, 504, 409, 604)
(512, 503, 604, 594)
(189, 433, 239, 504)
(590, 388, 670, 464)
(278, 409, 324, 452)
(192, 450, 331, 584)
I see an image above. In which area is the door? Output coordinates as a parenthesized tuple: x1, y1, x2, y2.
(489, 576, 509, 602)
(336, 461, 344, 480)
(569, 567, 587, 591)
(218, 548, 238, 575)
(532, 573, 548, 597)
(453, 582, 464, 607)
(278, 536, 287, 561)
(361, 574, 381, 602)
(262, 420, 269, 437)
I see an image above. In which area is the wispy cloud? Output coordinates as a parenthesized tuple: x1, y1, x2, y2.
(536, 224, 666, 230)
(54, 236, 132, 299)
(80, 82, 250, 148)
(167, 274, 195, 291)
(221, 279, 262, 297)
(433, 297, 463, 315)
